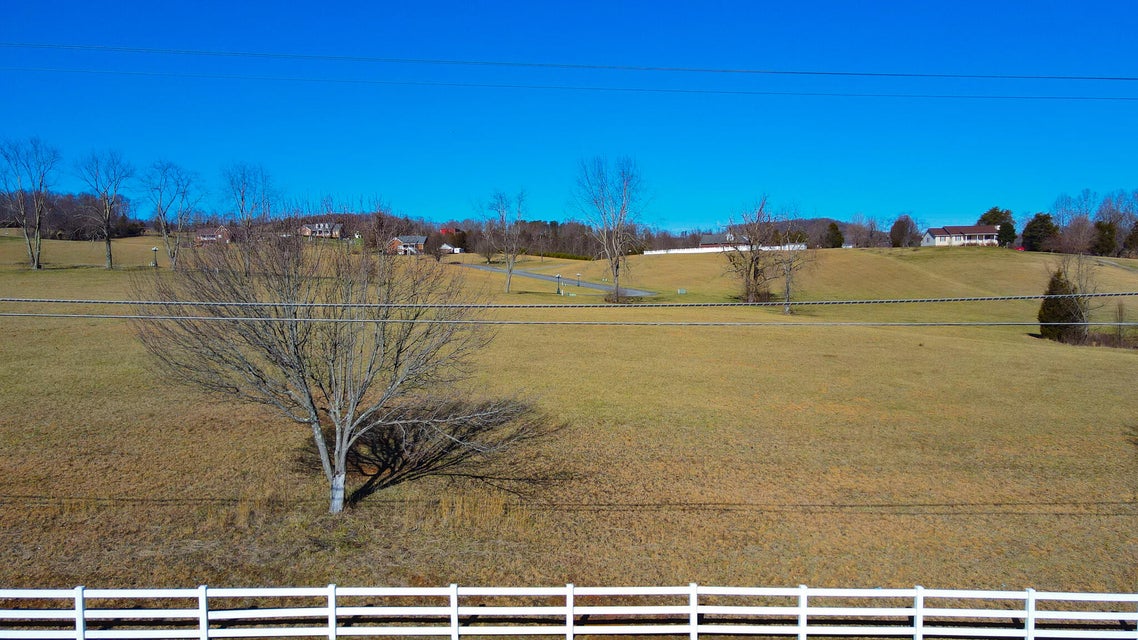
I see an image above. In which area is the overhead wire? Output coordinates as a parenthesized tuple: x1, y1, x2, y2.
(2, 311, 1137, 327)
(4, 42, 1138, 82)
(1, 292, 1135, 326)
(3, 66, 1136, 102)
(3, 42, 1138, 101)
(1, 291, 1135, 309)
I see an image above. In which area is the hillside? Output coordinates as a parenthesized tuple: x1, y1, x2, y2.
(0, 239, 1136, 591)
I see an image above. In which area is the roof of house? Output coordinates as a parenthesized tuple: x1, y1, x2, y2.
(926, 225, 999, 237)
(393, 235, 427, 244)
(700, 233, 740, 245)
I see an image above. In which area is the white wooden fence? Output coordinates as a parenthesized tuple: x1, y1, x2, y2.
(2, 584, 1136, 640)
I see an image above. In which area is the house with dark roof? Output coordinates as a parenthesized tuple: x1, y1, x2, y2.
(194, 225, 230, 245)
(299, 222, 344, 239)
(388, 235, 427, 255)
(699, 233, 740, 248)
(921, 225, 1001, 247)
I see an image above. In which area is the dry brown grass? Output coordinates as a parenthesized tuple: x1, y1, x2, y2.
(0, 238, 1136, 591)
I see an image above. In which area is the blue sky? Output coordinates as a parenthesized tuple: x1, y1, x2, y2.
(2, 0, 1137, 231)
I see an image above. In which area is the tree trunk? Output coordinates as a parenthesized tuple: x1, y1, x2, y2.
(611, 261, 621, 302)
(32, 227, 42, 270)
(22, 227, 36, 270)
(104, 236, 114, 269)
(329, 471, 346, 514)
(782, 262, 795, 314)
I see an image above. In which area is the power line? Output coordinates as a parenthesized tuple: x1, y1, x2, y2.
(4, 66, 1138, 102)
(1, 311, 1134, 327)
(4, 42, 1137, 83)
(3, 291, 1135, 309)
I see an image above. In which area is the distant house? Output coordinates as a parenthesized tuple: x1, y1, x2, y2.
(699, 233, 738, 248)
(388, 235, 427, 255)
(299, 222, 344, 239)
(439, 243, 462, 254)
(195, 226, 230, 244)
(921, 225, 1001, 247)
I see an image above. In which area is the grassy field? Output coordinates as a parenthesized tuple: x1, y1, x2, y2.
(1, 235, 1136, 591)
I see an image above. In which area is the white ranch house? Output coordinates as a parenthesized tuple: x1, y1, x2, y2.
(921, 225, 1001, 247)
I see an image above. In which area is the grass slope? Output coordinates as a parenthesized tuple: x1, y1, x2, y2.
(0, 238, 1136, 590)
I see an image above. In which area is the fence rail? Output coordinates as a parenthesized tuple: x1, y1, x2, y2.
(1, 584, 1136, 640)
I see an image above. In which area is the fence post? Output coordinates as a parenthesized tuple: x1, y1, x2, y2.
(565, 584, 575, 640)
(328, 583, 338, 640)
(1025, 588, 1035, 640)
(913, 585, 923, 640)
(798, 585, 808, 640)
(198, 585, 209, 640)
(74, 586, 85, 640)
(689, 583, 699, 640)
(450, 583, 460, 640)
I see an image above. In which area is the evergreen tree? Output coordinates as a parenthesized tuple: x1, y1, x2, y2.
(1022, 213, 1059, 251)
(978, 207, 1017, 246)
(823, 222, 844, 248)
(1123, 224, 1138, 256)
(1038, 269, 1087, 344)
(1090, 220, 1118, 256)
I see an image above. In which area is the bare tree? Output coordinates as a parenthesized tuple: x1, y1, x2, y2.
(889, 213, 921, 247)
(847, 213, 870, 247)
(724, 198, 779, 303)
(574, 156, 643, 302)
(487, 189, 525, 292)
(1, 137, 61, 270)
(133, 231, 547, 514)
(723, 201, 814, 311)
(222, 162, 274, 275)
(772, 217, 815, 314)
(76, 150, 135, 269)
(143, 160, 199, 269)
(222, 162, 274, 237)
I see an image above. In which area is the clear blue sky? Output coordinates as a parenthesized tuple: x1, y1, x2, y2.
(3, 0, 1137, 231)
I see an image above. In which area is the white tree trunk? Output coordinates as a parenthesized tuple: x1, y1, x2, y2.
(329, 472, 346, 514)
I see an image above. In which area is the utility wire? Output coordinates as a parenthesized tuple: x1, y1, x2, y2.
(4, 66, 1137, 102)
(2, 291, 1135, 309)
(4, 42, 1137, 83)
(1, 312, 1134, 327)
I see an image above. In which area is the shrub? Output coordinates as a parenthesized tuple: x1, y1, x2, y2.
(1038, 269, 1088, 344)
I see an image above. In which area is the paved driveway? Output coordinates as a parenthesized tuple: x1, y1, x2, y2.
(461, 264, 655, 297)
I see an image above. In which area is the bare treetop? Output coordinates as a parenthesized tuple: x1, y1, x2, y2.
(1, 137, 62, 270)
(574, 156, 643, 302)
(77, 150, 135, 269)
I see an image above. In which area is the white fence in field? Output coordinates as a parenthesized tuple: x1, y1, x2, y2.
(1, 584, 1137, 640)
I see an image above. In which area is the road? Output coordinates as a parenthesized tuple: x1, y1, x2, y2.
(461, 263, 655, 297)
